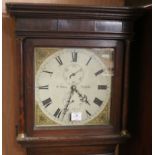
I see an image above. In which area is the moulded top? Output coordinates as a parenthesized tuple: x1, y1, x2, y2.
(6, 3, 151, 20)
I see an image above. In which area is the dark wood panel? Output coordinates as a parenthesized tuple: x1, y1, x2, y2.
(2, 14, 26, 155)
(16, 18, 57, 31)
(27, 145, 115, 155)
(119, 7, 152, 155)
(95, 21, 122, 32)
(58, 19, 95, 32)
(15, 18, 134, 34)
(125, 0, 151, 6)
(2, 13, 8, 155)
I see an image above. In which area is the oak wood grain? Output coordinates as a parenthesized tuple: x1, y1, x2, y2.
(2, 13, 26, 155)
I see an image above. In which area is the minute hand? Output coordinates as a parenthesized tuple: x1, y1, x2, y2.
(62, 85, 75, 118)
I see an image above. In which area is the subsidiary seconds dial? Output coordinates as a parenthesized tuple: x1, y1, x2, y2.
(35, 48, 112, 125)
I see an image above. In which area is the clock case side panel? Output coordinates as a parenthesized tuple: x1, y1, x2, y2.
(22, 38, 125, 140)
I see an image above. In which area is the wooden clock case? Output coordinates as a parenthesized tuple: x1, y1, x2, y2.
(6, 3, 146, 155)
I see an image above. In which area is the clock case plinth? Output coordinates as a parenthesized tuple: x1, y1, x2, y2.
(7, 3, 145, 155)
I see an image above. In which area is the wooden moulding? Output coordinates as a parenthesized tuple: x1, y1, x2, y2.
(6, 3, 147, 19)
(17, 134, 130, 147)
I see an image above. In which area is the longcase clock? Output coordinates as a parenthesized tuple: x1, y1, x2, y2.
(7, 3, 145, 155)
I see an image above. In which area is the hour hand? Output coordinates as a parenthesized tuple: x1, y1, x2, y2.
(69, 68, 82, 79)
(69, 73, 75, 79)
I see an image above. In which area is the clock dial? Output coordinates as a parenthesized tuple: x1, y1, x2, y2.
(35, 48, 113, 126)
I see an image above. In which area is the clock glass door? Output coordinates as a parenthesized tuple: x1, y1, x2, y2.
(34, 48, 114, 127)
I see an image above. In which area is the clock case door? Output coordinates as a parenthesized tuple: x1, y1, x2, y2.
(23, 38, 126, 143)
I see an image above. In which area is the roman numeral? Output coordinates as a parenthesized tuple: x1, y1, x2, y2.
(53, 108, 62, 118)
(43, 70, 53, 75)
(42, 98, 52, 108)
(86, 110, 91, 116)
(72, 52, 78, 62)
(86, 57, 92, 65)
(93, 97, 103, 106)
(55, 56, 63, 65)
(38, 85, 48, 89)
(95, 69, 104, 76)
(98, 85, 107, 90)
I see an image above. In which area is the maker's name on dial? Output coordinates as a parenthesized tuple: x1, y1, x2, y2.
(56, 85, 67, 88)
(80, 85, 91, 89)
